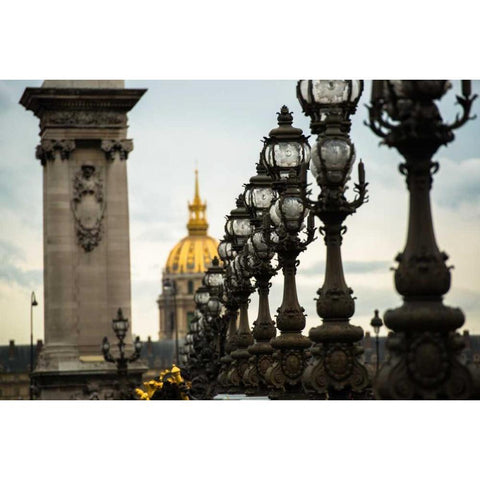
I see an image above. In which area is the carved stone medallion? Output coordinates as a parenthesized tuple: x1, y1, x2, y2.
(71, 165, 105, 252)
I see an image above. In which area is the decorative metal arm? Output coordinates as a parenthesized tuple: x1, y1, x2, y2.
(128, 336, 142, 362)
(446, 92, 478, 131)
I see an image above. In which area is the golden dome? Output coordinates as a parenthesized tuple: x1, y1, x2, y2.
(165, 170, 219, 274)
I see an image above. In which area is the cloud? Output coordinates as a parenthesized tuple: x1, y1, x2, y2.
(433, 157, 480, 210)
(0, 239, 24, 262)
(0, 239, 42, 289)
(0, 263, 42, 289)
(298, 259, 391, 277)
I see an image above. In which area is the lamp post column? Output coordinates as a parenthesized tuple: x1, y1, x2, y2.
(366, 80, 477, 399)
(370, 309, 383, 375)
(30, 291, 38, 400)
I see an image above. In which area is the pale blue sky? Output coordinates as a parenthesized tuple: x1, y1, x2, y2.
(0, 80, 479, 345)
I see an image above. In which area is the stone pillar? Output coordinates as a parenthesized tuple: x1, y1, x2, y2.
(20, 81, 147, 399)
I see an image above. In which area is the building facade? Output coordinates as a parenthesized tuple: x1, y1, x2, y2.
(157, 170, 218, 341)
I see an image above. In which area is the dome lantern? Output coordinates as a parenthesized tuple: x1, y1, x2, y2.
(165, 170, 219, 275)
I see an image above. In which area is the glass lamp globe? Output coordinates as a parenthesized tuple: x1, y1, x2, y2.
(264, 142, 311, 179)
(218, 241, 228, 261)
(232, 218, 252, 237)
(207, 298, 222, 316)
(311, 137, 355, 185)
(218, 240, 236, 262)
(205, 272, 223, 288)
(248, 186, 275, 210)
(204, 257, 224, 288)
(269, 202, 282, 227)
(194, 288, 210, 306)
(225, 219, 234, 236)
(112, 309, 128, 340)
(252, 231, 274, 260)
(298, 80, 363, 107)
(280, 196, 307, 230)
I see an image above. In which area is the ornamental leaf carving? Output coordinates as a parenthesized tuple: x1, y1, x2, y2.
(35, 139, 75, 166)
(43, 111, 125, 127)
(101, 139, 133, 161)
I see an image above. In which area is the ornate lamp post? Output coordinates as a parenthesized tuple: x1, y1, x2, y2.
(203, 256, 227, 379)
(261, 106, 315, 400)
(183, 258, 227, 399)
(297, 80, 370, 399)
(216, 236, 240, 394)
(224, 197, 255, 392)
(182, 308, 202, 375)
(30, 291, 38, 400)
(370, 309, 383, 375)
(163, 278, 179, 365)
(242, 162, 279, 396)
(102, 308, 142, 400)
(366, 80, 477, 399)
(186, 283, 213, 398)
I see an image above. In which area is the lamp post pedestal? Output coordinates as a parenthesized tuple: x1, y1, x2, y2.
(227, 290, 254, 391)
(265, 248, 312, 400)
(302, 221, 369, 399)
(243, 274, 277, 396)
(375, 154, 469, 399)
(216, 299, 239, 394)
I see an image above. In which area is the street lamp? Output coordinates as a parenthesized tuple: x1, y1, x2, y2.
(182, 256, 228, 400)
(203, 256, 227, 374)
(370, 309, 383, 375)
(224, 197, 256, 393)
(261, 106, 315, 400)
(163, 278, 179, 365)
(366, 80, 477, 399)
(242, 161, 279, 396)
(30, 291, 38, 400)
(102, 308, 142, 399)
(216, 234, 241, 394)
(297, 80, 370, 399)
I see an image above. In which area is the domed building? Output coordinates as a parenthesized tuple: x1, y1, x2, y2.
(157, 170, 218, 341)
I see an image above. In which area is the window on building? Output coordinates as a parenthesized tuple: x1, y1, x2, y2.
(188, 280, 194, 294)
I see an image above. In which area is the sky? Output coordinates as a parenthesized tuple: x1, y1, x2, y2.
(0, 80, 479, 346)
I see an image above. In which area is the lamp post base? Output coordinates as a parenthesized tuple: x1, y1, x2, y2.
(243, 342, 275, 396)
(302, 321, 370, 399)
(375, 301, 477, 399)
(265, 334, 311, 400)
